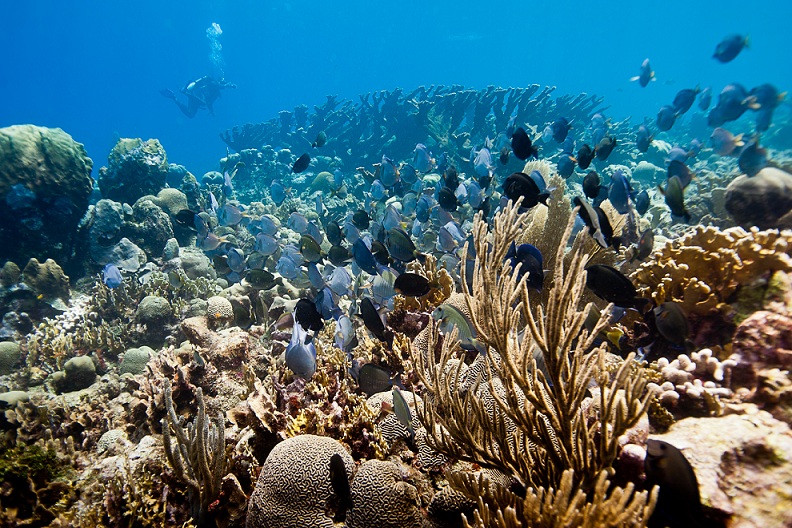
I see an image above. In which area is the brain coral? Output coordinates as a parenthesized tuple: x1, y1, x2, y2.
(345, 459, 423, 528)
(631, 226, 792, 316)
(207, 296, 234, 324)
(0, 125, 93, 263)
(246, 434, 354, 528)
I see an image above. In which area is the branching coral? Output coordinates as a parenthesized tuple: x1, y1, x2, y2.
(413, 201, 654, 524)
(631, 226, 792, 316)
(162, 383, 227, 527)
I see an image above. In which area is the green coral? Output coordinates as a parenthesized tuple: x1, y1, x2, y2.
(0, 444, 65, 483)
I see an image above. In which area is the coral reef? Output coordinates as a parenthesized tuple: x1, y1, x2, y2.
(98, 138, 168, 204)
(725, 167, 792, 229)
(0, 125, 94, 264)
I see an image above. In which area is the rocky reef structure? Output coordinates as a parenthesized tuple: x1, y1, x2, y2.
(98, 138, 168, 204)
(0, 125, 93, 265)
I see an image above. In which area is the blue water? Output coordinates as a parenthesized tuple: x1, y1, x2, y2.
(2, 0, 789, 175)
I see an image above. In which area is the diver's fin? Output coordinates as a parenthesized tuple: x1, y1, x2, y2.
(159, 89, 176, 100)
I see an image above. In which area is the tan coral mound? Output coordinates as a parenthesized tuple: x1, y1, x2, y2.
(631, 226, 792, 316)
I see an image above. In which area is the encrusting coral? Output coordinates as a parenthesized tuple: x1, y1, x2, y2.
(414, 201, 656, 525)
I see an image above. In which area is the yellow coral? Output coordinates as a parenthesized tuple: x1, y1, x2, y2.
(631, 226, 792, 315)
(395, 253, 454, 312)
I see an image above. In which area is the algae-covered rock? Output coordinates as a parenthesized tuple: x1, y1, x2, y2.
(180, 246, 216, 280)
(125, 199, 174, 259)
(98, 138, 168, 204)
(0, 390, 28, 407)
(0, 125, 94, 263)
(119, 345, 154, 375)
(725, 167, 792, 229)
(147, 188, 188, 216)
(56, 356, 97, 392)
(21, 258, 69, 302)
(0, 262, 20, 287)
(309, 171, 336, 193)
(135, 296, 172, 325)
(0, 341, 21, 375)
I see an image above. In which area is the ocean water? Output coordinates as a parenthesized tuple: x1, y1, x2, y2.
(2, 0, 790, 174)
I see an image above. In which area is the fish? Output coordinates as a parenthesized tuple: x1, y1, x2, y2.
(511, 127, 539, 160)
(226, 248, 246, 273)
(505, 242, 544, 291)
(325, 220, 343, 246)
(392, 386, 415, 441)
(357, 363, 397, 396)
(393, 272, 431, 297)
(198, 233, 227, 251)
(328, 453, 352, 522)
(608, 170, 632, 215)
(551, 117, 571, 143)
(413, 143, 434, 173)
(400, 164, 418, 185)
(659, 176, 691, 223)
(312, 131, 327, 148)
(750, 83, 785, 131)
(438, 187, 459, 212)
(583, 171, 602, 201)
(709, 127, 744, 156)
(432, 303, 486, 354)
(307, 262, 326, 290)
(102, 264, 123, 289)
(288, 212, 309, 234)
(360, 297, 394, 347)
(636, 125, 653, 153)
(292, 153, 311, 174)
(573, 197, 608, 248)
(709, 83, 758, 125)
(667, 160, 694, 189)
(499, 147, 510, 165)
(328, 245, 353, 266)
(630, 58, 655, 87)
(698, 86, 712, 110)
(630, 229, 654, 262)
(557, 154, 576, 178)
(259, 215, 281, 236)
(594, 136, 617, 161)
(327, 266, 352, 297)
(218, 204, 245, 226)
(371, 269, 397, 305)
(386, 228, 423, 263)
(246, 269, 278, 290)
(644, 439, 703, 528)
(352, 238, 380, 275)
(334, 314, 356, 353)
(503, 172, 550, 209)
(666, 147, 691, 164)
(671, 87, 700, 115)
(653, 301, 689, 346)
(295, 298, 324, 332)
(584, 264, 649, 311)
(299, 235, 324, 263)
(276, 254, 301, 280)
(370, 180, 387, 201)
(271, 181, 288, 205)
(223, 170, 234, 198)
(379, 155, 400, 186)
(473, 147, 495, 178)
(656, 105, 676, 131)
(350, 209, 370, 231)
(415, 194, 433, 223)
(285, 320, 316, 378)
(370, 240, 392, 267)
(576, 144, 595, 170)
(173, 209, 200, 231)
(713, 34, 749, 63)
(635, 189, 650, 216)
(737, 139, 768, 177)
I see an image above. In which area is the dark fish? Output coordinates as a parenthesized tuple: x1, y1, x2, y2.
(357, 363, 397, 396)
(352, 209, 370, 230)
(246, 269, 278, 290)
(671, 87, 700, 115)
(370, 240, 392, 266)
(505, 242, 544, 291)
(328, 245, 353, 266)
(630, 58, 654, 87)
(738, 139, 768, 177)
(360, 297, 393, 347)
(329, 453, 352, 522)
(645, 439, 702, 528)
(636, 125, 653, 153)
(511, 127, 539, 160)
(750, 84, 785, 131)
(653, 301, 689, 346)
(656, 105, 676, 131)
(698, 86, 712, 111)
(631, 229, 654, 262)
(574, 196, 608, 249)
(394, 272, 431, 297)
(713, 34, 749, 63)
(503, 172, 550, 208)
(583, 171, 602, 200)
(352, 239, 379, 275)
(595, 205, 622, 250)
(710, 83, 758, 125)
(299, 235, 323, 263)
(295, 298, 324, 332)
(499, 146, 510, 165)
(667, 160, 694, 189)
(608, 170, 632, 215)
(584, 264, 649, 311)
(102, 264, 123, 289)
(292, 153, 311, 174)
(438, 187, 459, 212)
(595, 136, 617, 161)
(551, 117, 571, 143)
(312, 131, 327, 148)
(386, 228, 423, 263)
(635, 189, 650, 216)
(659, 176, 691, 223)
(443, 165, 460, 190)
(173, 209, 199, 230)
(326, 220, 343, 246)
(576, 144, 595, 170)
(557, 154, 576, 178)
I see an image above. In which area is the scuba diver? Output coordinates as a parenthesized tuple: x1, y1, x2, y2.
(160, 76, 236, 117)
